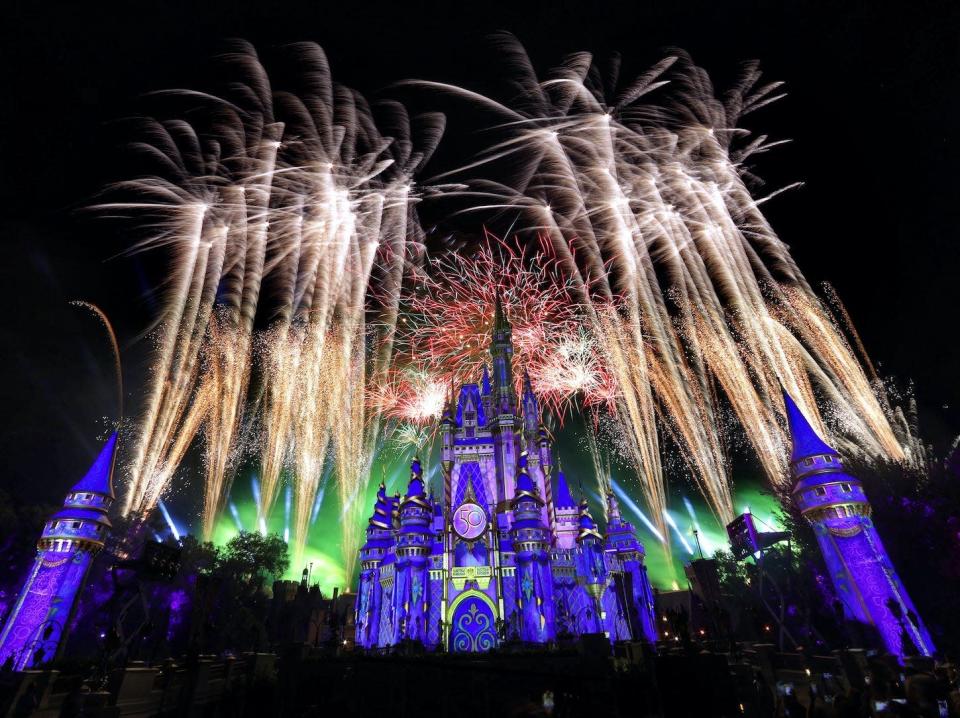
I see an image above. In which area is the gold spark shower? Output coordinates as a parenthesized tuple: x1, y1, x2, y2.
(111, 41, 446, 573)
(109, 37, 916, 584)
(408, 35, 908, 536)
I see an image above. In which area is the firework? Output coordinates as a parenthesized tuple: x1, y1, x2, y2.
(111, 41, 445, 574)
(407, 35, 909, 538)
(111, 37, 913, 585)
(396, 234, 599, 414)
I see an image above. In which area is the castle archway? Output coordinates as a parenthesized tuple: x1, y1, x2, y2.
(447, 590, 498, 652)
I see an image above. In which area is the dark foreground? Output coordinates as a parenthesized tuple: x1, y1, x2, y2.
(0, 640, 955, 718)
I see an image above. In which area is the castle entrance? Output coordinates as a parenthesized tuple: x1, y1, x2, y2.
(447, 591, 497, 652)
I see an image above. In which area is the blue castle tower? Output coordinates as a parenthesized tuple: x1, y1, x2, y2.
(354, 301, 658, 652)
(509, 453, 555, 643)
(784, 391, 935, 657)
(0, 433, 118, 670)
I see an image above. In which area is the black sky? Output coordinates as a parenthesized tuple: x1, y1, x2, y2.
(1, 0, 958, 503)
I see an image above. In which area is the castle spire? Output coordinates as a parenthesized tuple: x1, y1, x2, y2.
(493, 286, 510, 335)
(403, 456, 428, 505)
(489, 291, 516, 415)
(554, 467, 576, 509)
(606, 491, 622, 522)
(0, 433, 119, 670)
(785, 388, 936, 657)
(69, 431, 118, 499)
(511, 451, 541, 504)
(782, 389, 837, 463)
(368, 481, 393, 529)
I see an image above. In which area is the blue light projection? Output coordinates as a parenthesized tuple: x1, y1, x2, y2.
(0, 433, 118, 670)
(784, 391, 935, 658)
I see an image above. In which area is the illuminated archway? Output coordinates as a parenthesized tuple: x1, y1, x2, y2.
(447, 590, 498, 652)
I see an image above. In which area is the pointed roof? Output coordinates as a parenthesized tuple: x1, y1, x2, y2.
(555, 469, 576, 509)
(401, 456, 431, 509)
(455, 384, 486, 426)
(70, 432, 118, 499)
(782, 390, 838, 462)
(605, 491, 622, 521)
(368, 482, 393, 529)
(515, 466, 535, 495)
(493, 288, 511, 336)
(577, 497, 603, 541)
(406, 456, 426, 497)
(481, 364, 491, 396)
(511, 451, 543, 506)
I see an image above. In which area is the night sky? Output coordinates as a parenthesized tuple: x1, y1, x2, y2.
(1, 0, 958, 509)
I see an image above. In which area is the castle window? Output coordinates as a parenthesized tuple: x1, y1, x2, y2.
(841, 483, 851, 492)
(804, 458, 814, 466)
(814, 487, 826, 497)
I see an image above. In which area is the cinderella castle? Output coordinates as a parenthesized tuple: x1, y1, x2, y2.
(354, 297, 658, 652)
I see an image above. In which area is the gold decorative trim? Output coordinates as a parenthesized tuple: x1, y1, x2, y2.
(451, 565, 493, 590)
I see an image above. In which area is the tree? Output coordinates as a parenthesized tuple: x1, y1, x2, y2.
(219, 531, 289, 589)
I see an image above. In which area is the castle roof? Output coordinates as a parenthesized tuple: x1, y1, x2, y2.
(401, 457, 431, 510)
(69, 432, 118, 499)
(481, 365, 491, 396)
(554, 470, 576, 509)
(368, 482, 393, 529)
(605, 491, 622, 521)
(783, 389, 838, 462)
(511, 453, 543, 508)
(456, 384, 487, 427)
(577, 498, 603, 542)
(515, 467, 535, 495)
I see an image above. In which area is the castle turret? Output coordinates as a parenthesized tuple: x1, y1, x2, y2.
(0, 433, 118, 669)
(604, 492, 658, 643)
(393, 458, 433, 643)
(509, 453, 555, 643)
(785, 390, 934, 657)
(575, 498, 608, 634)
(356, 482, 395, 648)
(553, 467, 579, 550)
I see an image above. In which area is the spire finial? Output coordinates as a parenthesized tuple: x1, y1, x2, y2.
(492, 286, 510, 336)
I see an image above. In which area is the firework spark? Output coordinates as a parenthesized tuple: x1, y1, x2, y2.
(407, 35, 909, 538)
(112, 38, 913, 584)
(112, 41, 445, 575)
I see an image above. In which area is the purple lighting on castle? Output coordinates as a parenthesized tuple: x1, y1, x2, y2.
(354, 300, 658, 651)
(0, 433, 118, 670)
(784, 391, 935, 658)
